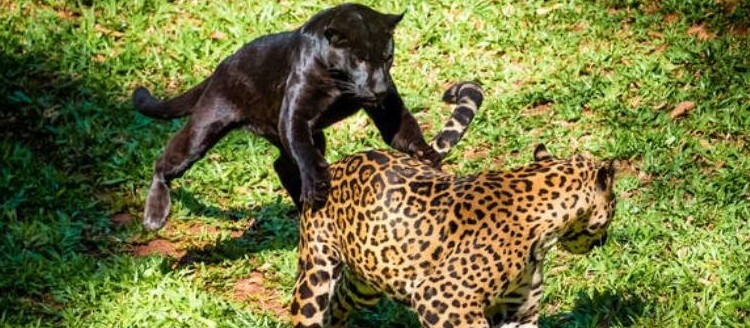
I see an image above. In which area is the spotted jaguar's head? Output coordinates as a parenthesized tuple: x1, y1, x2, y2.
(532, 144, 617, 254)
(306, 3, 403, 105)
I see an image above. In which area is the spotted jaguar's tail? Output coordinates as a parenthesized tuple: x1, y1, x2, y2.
(429, 82, 484, 158)
(132, 78, 210, 119)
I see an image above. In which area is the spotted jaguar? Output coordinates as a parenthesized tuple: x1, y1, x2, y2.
(291, 83, 616, 328)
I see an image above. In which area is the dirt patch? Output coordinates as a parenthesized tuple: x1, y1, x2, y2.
(234, 272, 288, 318)
(132, 239, 185, 258)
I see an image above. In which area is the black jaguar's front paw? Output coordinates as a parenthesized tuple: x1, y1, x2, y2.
(300, 166, 331, 210)
(415, 146, 443, 169)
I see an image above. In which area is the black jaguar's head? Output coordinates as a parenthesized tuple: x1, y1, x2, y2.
(304, 3, 403, 105)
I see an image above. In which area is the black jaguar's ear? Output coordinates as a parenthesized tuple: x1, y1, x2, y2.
(533, 144, 554, 162)
(324, 27, 347, 46)
(387, 12, 405, 30)
(595, 161, 615, 192)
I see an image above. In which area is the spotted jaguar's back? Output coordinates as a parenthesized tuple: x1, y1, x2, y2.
(291, 84, 616, 328)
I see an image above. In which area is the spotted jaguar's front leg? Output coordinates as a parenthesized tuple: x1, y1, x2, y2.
(291, 254, 342, 328)
(327, 269, 382, 327)
(413, 262, 490, 328)
(488, 264, 543, 328)
(487, 294, 540, 328)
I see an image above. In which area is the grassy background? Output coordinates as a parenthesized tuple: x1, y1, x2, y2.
(1, 0, 748, 327)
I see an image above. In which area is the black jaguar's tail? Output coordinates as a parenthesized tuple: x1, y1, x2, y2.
(429, 81, 484, 158)
(132, 78, 209, 119)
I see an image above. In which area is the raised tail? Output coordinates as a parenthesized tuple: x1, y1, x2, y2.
(132, 78, 209, 119)
(429, 81, 484, 158)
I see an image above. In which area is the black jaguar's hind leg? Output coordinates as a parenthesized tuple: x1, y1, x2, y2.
(274, 132, 326, 211)
(143, 97, 239, 230)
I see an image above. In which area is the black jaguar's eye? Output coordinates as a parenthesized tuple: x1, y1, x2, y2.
(384, 53, 393, 62)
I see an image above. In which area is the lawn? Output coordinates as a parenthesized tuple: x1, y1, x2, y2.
(1, 0, 748, 327)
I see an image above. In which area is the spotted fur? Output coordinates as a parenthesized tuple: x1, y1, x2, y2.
(291, 134, 617, 327)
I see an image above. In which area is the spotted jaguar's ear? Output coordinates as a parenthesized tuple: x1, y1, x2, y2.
(595, 160, 615, 192)
(387, 12, 405, 30)
(533, 144, 554, 162)
(324, 27, 348, 46)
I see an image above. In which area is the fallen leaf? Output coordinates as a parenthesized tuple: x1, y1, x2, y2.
(94, 24, 123, 37)
(699, 139, 711, 149)
(719, 0, 740, 14)
(92, 54, 106, 63)
(210, 31, 226, 40)
(643, 2, 661, 14)
(664, 13, 680, 24)
(110, 212, 133, 228)
(55, 9, 78, 20)
(647, 30, 664, 39)
(571, 22, 588, 32)
(522, 102, 553, 116)
(687, 23, 715, 41)
(670, 101, 696, 119)
(730, 24, 749, 37)
(187, 223, 220, 236)
(463, 146, 491, 160)
(653, 44, 668, 54)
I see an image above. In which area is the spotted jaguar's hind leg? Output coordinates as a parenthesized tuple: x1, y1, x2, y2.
(327, 269, 382, 327)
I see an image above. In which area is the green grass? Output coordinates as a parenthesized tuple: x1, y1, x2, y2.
(1, 0, 748, 327)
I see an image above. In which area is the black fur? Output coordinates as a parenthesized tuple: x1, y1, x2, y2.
(133, 3, 441, 230)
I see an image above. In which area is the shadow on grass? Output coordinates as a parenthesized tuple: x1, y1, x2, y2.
(344, 287, 648, 328)
(0, 51, 143, 324)
(541, 288, 648, 328)
(1, 44, 295, 324)
(172, 187, 296, 221)
(171, 197, 300, 269)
